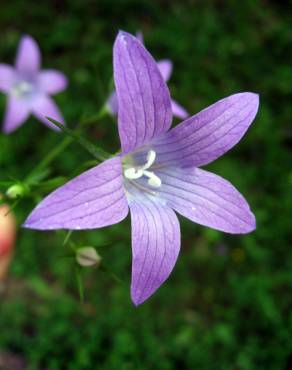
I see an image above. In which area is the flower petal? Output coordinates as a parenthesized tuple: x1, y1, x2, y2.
(38, 69, 68, 95)
(2, 96, 30, 134)
(113, 31, 172, 154)
(0, 64, 16, 93)
(171, 99, 189, 119)
(15, 35, 41, 74)
(136, 31, 144, 43)
(107, 91, 118, 115)
(23, 157, 129, 230)
(32, 95, 65, 130)
(157, 167, 256, 234)
(154, 93, 259, 168)
(129, 194, 180, 305)
(157, 60, 173, 82)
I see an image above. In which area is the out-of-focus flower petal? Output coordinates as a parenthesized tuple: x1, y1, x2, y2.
(171, 99, 189, 120)
(38, 70, 68, 95)
(136, 31, 144, 43)
(113, 31, 172, 154)
(15, 35, 41, 74)
(154, 93, 259, 168)
(0, 201, 16, 281)
(32, 95, 65, 130)
(157, 59, 173, 82)
(0, 203, 16, 258)
(129, 195, 180, 305)
(157, 166, 256, 234)
(2, 96, 30, 134)
(107, 91, 118, 115)
(23, 157, 129, 230)
(0, 64, 15, 93)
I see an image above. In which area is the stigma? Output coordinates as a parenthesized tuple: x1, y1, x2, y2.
(11, 81, 34, 98)
(124, 150, 162, 188)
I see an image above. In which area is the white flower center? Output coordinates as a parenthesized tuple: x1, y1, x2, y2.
(12, 81, 34, 98)
(124, 150, 162, 188)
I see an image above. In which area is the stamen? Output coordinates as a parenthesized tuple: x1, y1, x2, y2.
(12, 81, 34, 98)
(142, 150, 156, 170)
(143, 170, 162, 188)
(123, 150, 162, 188)
(124, 168, 144, 180)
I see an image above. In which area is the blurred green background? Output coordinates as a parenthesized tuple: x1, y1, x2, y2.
(0, 0, 291, 369)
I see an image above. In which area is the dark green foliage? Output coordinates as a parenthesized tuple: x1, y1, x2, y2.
(0, 0, 291, 369)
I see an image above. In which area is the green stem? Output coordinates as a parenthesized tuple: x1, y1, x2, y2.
(47, 117, 109, 161)
(80, 104, 109, 128)
(25, 103, 110, 185)
(27, 136, 73, 182)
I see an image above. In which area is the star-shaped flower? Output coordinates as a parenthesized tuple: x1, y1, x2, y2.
(107, 31, 188, 120)
(24, 32, 259, 305)
(0, 35, 68, 134)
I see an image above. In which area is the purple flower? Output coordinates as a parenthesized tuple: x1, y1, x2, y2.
(107, 32, 188, 120)
(24, 32, 259, 305)
(0, 35, 67, 134)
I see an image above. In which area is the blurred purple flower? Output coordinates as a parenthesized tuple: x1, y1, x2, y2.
(0, 35, 68, 134)
(24, 32, 259, 305)
(107, 32, 188, 120)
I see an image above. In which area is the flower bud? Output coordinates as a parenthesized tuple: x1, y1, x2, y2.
(0, 200, 16, 280)
(76, 247, 101, 267)
(6, 183, 26, 199)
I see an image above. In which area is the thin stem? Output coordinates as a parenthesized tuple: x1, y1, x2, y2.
(25, 104, 110, 184)
(80, 104, 108, 128)
(27, 136, 73, 182)
(47, 118, 109, 162)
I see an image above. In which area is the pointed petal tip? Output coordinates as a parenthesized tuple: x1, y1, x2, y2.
(2, 126, 13, 135)
(16, 34, 40, 73)
(227, 209, 256, 234)
(22, 215, 49, 230)
(131, 291, 148, 306)
(18, 34, 39, 54)
(242, 211, 256, 234)
(20, 34, 35, 43)
(117, 30, 129, 39)
(240, 91, 260, 109)
(22, 219, 63, 231)
(22, 220, 33, 229)
(116, 30, 138, 46)
(118, 30, 130, 37)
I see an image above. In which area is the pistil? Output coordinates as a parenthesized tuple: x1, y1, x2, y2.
(124, 150, 162, 188)
(12, 81, 34, 98)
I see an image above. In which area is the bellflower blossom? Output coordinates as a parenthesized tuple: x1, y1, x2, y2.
(107, 32, 188, 120)
(24, 32, 259, 305)
(0, 35, 67, 134)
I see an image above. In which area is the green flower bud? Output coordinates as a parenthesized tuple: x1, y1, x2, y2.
(76, 247, 101, 267)
(6, 184, 26, 199)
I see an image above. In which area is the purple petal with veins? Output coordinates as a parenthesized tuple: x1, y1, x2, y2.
(24, 157, 129, 230)
(114, 31, 172, 154)
(129, 195, 180, 305)
(153, 93, 259, 168)
(156, 166, 256, 234)
(107, 32, 188, 120)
